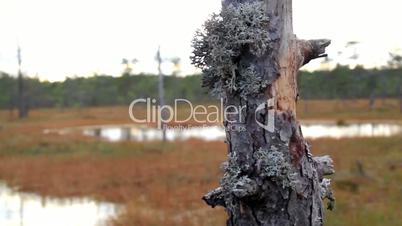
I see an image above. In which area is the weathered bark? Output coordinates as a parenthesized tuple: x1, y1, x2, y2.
(201, 0, 334, 225)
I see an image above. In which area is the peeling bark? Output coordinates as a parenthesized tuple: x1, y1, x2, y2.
(196, 0, 335, 225)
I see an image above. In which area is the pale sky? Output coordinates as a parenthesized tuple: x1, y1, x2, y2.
(0, 0, 401, 81)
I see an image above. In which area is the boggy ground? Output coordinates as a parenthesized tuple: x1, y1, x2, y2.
(0, 99, 401, 226)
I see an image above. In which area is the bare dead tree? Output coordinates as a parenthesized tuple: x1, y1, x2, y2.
(121, 58, 138, 75)
(121, 58, 132, 75)
(388, 52, 402, 112)
(170, 57, 181, 76)
(17, 46, 28, 118)
(398, 82, 402, 113)
(191, 1, 334, 225)
(388, 52, 402, 69)
(156, 46, 167, 141)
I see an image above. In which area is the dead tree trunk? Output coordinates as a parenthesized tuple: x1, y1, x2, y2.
(191, 0, 334, 225)
(17, 46, 28, 119)
(369, 92, 376, 111)
(156, 47, 167, 141)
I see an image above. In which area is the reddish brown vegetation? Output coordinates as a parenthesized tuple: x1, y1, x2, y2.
(0, 104, 402, 225)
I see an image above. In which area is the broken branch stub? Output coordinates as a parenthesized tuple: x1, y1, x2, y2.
(299, 39, 332, 66)
(314, 155, 335, 180)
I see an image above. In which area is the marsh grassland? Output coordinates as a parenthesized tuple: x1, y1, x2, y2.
(0, 99, 401, 226)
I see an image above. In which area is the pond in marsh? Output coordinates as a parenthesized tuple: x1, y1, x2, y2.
(47, 122, 402, 142)
(0, 182, 121, 226)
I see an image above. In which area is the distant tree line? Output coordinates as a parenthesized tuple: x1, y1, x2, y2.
(0, 66, 402, 110)
(0, 73, 209, 109)
(298, 65, 402, 100)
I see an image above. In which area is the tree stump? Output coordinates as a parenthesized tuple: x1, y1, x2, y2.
(191, 0, 335, 225)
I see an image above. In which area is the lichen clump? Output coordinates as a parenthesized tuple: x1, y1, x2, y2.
(254, 148, 292, 188)
(191, 1, 273, 98)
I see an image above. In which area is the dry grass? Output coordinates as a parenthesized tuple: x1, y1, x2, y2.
(297, 99, 402, 121)
(312, 138, 402, 226)
(1, 98, 401, 127)
(0, 108, 228, 226)
(0, 139, 228, 226)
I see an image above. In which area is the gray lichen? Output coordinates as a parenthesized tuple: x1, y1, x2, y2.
(219, 152, 243, 213)
(254, 148, 292, 188)
(238, 65, 270, 99)
(191, 1, 273, 98)
(320, 178, 335, 210)
(220, 152, 242, 192)
(232, 176, 258, 198)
